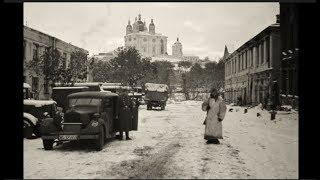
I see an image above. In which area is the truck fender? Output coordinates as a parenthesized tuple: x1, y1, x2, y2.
(23, 112, 37, 126)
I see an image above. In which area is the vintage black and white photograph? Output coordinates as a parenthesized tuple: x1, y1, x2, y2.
(23, 2, 298, 179)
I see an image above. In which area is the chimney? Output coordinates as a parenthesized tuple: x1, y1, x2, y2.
(276, 14, 280, 23)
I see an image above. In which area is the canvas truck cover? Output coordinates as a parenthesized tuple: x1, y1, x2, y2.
(145, 83, 169, 92)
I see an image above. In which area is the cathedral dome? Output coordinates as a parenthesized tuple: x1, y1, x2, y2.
(136, 14, 145, 31)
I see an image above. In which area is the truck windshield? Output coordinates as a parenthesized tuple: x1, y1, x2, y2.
(69, 98, 101, 107)
(146, 91, 166, 100)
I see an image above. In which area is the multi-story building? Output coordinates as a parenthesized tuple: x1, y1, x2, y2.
(224, 16, 280, 106)
(124, 14, 168, 57)
(280, 4, 299, 108)
(23, 26, 89, 100)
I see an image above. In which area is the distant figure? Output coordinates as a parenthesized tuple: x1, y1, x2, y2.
(202, 88, 227, 144)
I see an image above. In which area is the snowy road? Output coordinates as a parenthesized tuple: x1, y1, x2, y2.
(24, 101, 298, 179)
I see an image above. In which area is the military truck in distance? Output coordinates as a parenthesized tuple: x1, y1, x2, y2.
(144, 83, 169, 110)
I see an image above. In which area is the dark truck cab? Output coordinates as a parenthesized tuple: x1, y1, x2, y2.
(144, 83, 169, 110)
(52, 86, 89, 112)
(40, 91, 120, 151)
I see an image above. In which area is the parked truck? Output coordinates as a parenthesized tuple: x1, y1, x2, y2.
(144, 83, 169, 110)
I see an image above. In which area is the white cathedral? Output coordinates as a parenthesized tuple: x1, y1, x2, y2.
(124, 14, 168, 57)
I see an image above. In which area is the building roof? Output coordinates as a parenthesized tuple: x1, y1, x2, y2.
(225, 22, 280, 61)
(68, 91, 118, 99)
(24, 25, 89, 54)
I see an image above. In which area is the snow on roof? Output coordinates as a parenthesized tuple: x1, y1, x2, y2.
(24, 100, 56, 107)
(74, 82, 102, 86)
(128, 92, 142, 96)
(101, 85, 132, 90)
(145, 83, 168, 92)
(53, 86, 89, 89)
(24, 83, 31, 89)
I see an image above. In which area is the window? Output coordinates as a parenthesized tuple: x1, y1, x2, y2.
(143, 38, 147, 42)
(23, 40, 26, 60)
(160, 39, 164, 54)
(256, 46, 259, 67)
(32, 77, 39, 92)
(152, 46, 156, 54)
(44, 82, 49, 94)
(266, 37, 270, 66)
(33, 43, 39, 60)
(62, 53, 67, 69)
(152, 39, 156, 43)
(69, 98, 102, 107)
(260, 42, 264, 64)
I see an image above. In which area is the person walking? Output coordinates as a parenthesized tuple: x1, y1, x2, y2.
(202, 88, 227, 144)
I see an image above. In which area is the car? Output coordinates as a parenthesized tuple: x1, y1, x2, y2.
(40, 91, 125, 151)
(23, 100, 62, 139)
(144, 83, 169, 110)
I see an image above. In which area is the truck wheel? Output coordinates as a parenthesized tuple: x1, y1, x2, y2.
(43, 139, 54, 150)
(95, 126, 104, 151)
(147, 105, 151, 110)
(24, 120, 34, 139)
(33, 125, 41, 138)
(161, 105, 165, 110)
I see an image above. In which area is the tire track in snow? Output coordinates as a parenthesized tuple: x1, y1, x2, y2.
(107, 140, 183, 179)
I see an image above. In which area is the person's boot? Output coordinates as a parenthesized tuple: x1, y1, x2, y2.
(206, 139, 214, 144)
(125, 132, 132, 140)
(117, 132, 124, 140)
(212, 139, 220, 144)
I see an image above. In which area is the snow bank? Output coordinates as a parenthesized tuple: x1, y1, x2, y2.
(24, 83, 31, 89)
(23, 112, 38, 124)
(24, 100, 56, 107)
(145, 83, 168, 92)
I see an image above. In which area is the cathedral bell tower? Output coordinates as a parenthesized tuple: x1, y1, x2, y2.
(149, 19, 155, 35)
(172, 37, 183, 57)
(126, 20, 133, 35)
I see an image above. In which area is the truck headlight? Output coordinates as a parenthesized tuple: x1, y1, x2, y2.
(91, 121, 99, 127)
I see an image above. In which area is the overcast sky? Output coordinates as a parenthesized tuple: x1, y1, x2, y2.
(24, 2, 279, 61)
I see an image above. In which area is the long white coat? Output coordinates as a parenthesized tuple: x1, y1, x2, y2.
(202, 96, 227, 139)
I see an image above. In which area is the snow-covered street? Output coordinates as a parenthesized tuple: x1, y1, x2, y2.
(24, 101, 298, 179)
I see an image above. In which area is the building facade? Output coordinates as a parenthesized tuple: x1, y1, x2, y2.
(280, 4, 299, 108)
(23, 26, 89, 100)
(124, 14, 168, 57)
(224, 17, 280, 106)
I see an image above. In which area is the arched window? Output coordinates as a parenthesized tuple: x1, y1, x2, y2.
(160, 39, 164, 54)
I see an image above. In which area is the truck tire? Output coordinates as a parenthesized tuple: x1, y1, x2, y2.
(95, 126, 104, 151)
(147, 105, 151, 110)
(43, 139, 54, 150)
(161, 105, 165, 110)
(33, 124, 41, 138)
(24, 120, 34, 139)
